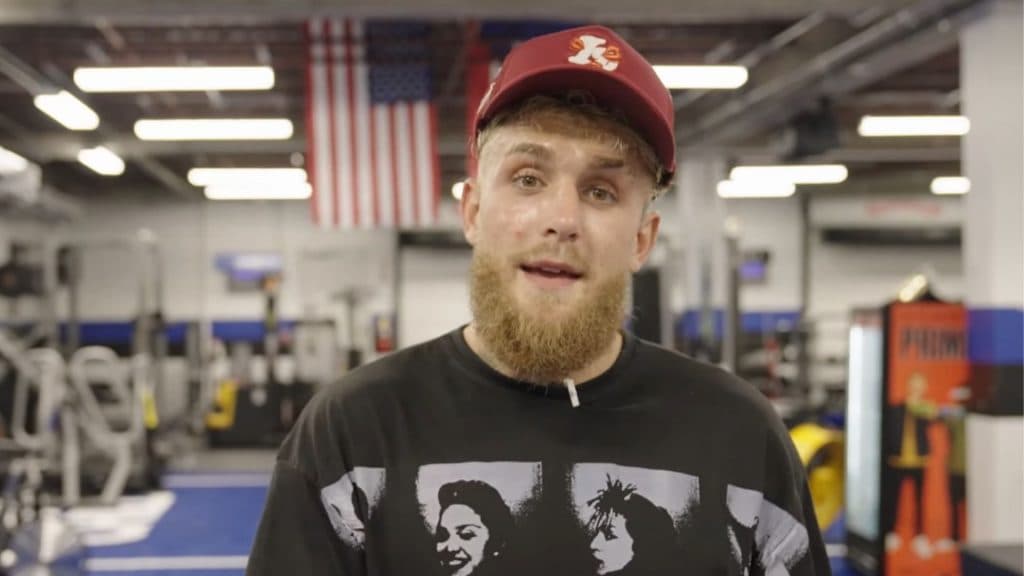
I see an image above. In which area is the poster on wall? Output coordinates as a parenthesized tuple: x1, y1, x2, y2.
(215, 252, 283, 293)
(883, 301, 968, 576)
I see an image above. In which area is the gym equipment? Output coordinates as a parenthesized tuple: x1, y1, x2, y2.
(0, 334, 87, 575)
(65, 347, 155, 505)
(0, 230, 162, 575)
(789, 423, 844, 532)
(0, 330, 156, 505)
(204, 271, 327, 448)
(0, 245, 43, 300)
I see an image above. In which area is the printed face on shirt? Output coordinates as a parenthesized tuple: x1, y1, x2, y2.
(461, 110, 660, 383)
(590, 512, 634, 574)
(436, 504, 491, 576)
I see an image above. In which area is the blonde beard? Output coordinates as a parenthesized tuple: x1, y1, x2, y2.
(469, 250, 628, 384)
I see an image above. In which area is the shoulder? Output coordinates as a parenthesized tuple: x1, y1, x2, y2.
(633, 338, 785, 433)
(277, 333, 453, 480)
(309, 332, 451, 415)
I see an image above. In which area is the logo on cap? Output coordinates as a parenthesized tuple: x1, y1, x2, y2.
(568, 34, 621, 72)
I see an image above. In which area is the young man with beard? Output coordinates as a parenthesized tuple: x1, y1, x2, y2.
(247, 25, 830, 576)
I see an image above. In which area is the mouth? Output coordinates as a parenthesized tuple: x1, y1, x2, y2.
(519, 260, 584, 288)
(441, 556, 469, 571)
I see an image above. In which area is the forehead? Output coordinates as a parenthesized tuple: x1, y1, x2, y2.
(442, 503, 483, 522)
(482, 124, 632, 166)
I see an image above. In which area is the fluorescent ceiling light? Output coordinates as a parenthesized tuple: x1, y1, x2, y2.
(858, 115, 970, 137)
(74, 66, 275, 92)
(653, 65, 748, 89)
(33, 91, 100, 130)
(77, 146, 125, 176)
(204, 182, 312, 201)
(187, 167, 307, 187)
(729, 164, 848, 185)
(931, 176, 970, 195)
(899, 274, 929, 303)
(451, 181, 465, 200)
(134, 119, 293, 141)
(717, 180, 795, 199)
(0, 146, 29, 174)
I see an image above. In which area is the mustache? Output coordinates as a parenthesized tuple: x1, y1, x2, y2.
(511, 246, 587, 271)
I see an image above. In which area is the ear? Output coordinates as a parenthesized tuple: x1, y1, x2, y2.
(460, 178, 481, 246)
(630, 209, 660, 272)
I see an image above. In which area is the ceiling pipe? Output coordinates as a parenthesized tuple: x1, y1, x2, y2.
(674, 10, 828, 110)
(679, 0, 982, 146)
(0, 46, 198, 199)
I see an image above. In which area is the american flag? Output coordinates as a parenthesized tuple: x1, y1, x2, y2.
(306, 19, 440, 229)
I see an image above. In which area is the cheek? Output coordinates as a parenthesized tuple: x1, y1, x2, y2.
(589, 223, 638, 271)
(479, 198, 537, 245)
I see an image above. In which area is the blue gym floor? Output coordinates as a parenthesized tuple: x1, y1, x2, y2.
(77, 464, 858, 575)
(81, 472, 268, 575)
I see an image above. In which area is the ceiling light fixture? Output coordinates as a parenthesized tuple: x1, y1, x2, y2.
(134, 119, 293, 141)
(931, 176, 970, 195)
(0, 147, 29, 174)
(204, 182, 313, 201)
(74, 66, 275, 92)
(451, 181, 465, 200)
(729, 164, 848, 184)
(33, 91, 100, 130)
(717, 180, 796, 199)
(653, 65, 749, 89)
(858, 115, 970, 137)
(187, 167, 308, 187)
(77, 146, 125, 176)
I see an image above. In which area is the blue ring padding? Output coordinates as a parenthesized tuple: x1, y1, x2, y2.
(677, 310, 802, 340)
(33, 320, 302, 346)
(968, 308, 1024, 365)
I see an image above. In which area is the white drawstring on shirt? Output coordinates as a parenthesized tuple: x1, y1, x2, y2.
(564, 378, 580, 408)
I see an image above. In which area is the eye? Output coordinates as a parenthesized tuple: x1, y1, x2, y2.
(436, 528, 450, 542)
(457, 528, 479, 541)
(586, 186, 617, 204)
(602, 527, 617, 540)
(513, 171, 544, 189)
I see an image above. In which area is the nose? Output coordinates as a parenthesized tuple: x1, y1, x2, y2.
(544, 179, 581, 242)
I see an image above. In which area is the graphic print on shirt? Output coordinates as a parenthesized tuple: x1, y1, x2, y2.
(726, 484, 810, 575)
(570, 464, 700, 575)
(320, 467, 386, 549)
(417, 462, 542, 576)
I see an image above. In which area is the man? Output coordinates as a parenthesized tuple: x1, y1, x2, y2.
(247, 24, 830, 575)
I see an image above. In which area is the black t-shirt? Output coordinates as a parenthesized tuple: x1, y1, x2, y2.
(247, 327, 830, 576)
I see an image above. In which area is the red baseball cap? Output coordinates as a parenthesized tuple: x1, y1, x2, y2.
(473, 25, 676, 187)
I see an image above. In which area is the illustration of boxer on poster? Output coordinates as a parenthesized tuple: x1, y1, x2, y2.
(884, 302, 968, 576)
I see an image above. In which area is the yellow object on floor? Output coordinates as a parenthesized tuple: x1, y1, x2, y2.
(206, 380, 239, 431)
(790, 423, 845, 530)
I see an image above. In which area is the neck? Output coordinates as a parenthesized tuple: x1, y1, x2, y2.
(463, 323, 624, 385)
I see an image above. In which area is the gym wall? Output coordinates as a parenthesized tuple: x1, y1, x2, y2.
(1, 190, 963, 357)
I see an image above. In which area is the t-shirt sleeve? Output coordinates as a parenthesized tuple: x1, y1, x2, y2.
(752, 418, 832, 576)
(246, 459, 353, 576)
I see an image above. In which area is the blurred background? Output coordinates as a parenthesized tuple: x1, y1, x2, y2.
(0, 0, 1020, 574)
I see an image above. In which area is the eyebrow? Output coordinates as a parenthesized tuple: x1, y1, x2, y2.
(506, 142, 552, 161)
(590, 155, 626, 170)
(505, 142, 627, 172)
